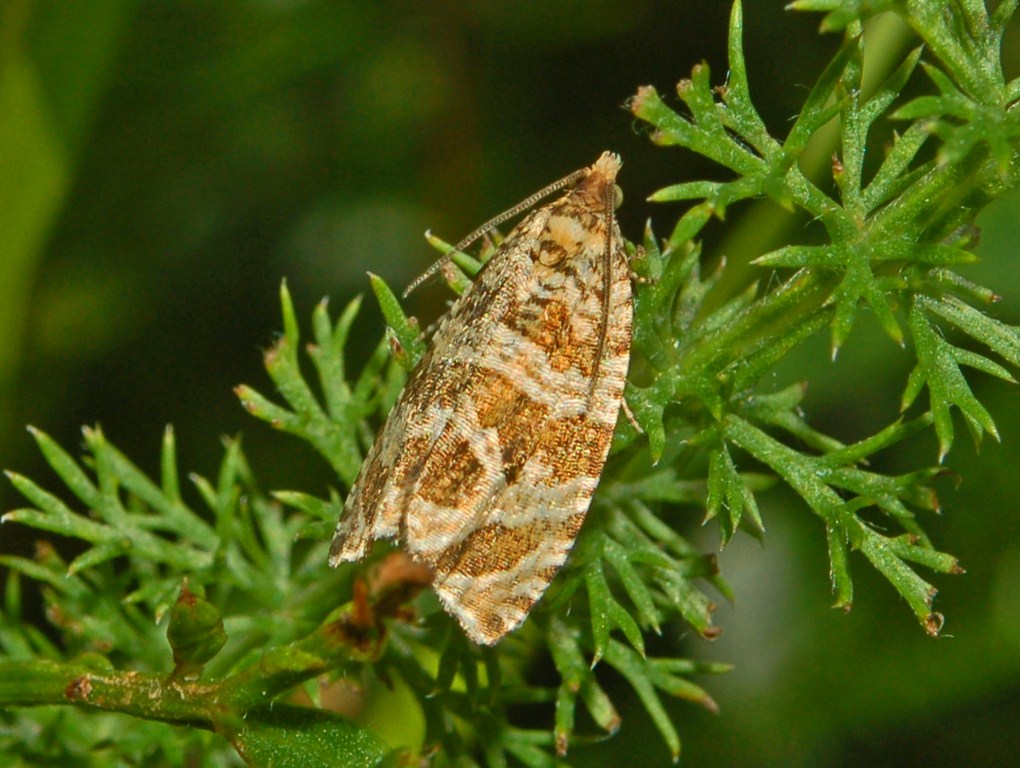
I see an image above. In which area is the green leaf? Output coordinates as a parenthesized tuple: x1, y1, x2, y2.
(603, 641, 680, 762)
(863, 123, 933, 211)
(855, 523, 941, 634)
(827, 522, 853, 611)
(722, 415, 956, 632)
(603, 537, 662, 632)
(166, 582, 228, 678)
(705, 441, 760, 543)
(921, 294, 1020, 368)
(787, 0, 900, 32)
(584, 558, 644, 662)
(368, 272, 426, 370)
(905, 301, 1000, 459)
(719, 0, 774, 150)
(647, 181, 725, 202)
(226, 704, 387, 768)
(307, 295, 361, 421)
(423, 230, 483, 294)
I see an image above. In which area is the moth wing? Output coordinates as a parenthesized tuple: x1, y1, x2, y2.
(329, 221, 538, 565)
(415, 234, 633, 644)
(426, 429, 603, 645)
(332, 152, 632, 646)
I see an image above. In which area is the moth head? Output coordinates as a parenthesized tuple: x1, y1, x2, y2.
(591, 150, 622, 180)
(572, 151, 622, 210)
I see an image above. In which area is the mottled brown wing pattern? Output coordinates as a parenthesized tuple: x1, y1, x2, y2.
(329, 152, 631, 644)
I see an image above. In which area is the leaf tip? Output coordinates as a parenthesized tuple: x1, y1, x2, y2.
(701, 693, 721, 716)
(701, 625, 723, 641)
(556, 730, 570, 758)
(606, 712, 622, 735)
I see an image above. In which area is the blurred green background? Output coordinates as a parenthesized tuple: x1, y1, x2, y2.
(1, 1, 1019, 765)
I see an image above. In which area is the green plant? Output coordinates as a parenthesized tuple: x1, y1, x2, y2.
(2, 1, 1019, 765)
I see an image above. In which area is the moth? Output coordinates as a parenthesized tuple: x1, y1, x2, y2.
(329, 152, 632, 644)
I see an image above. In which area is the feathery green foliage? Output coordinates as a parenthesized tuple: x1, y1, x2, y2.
(3, 1, 1020, 765)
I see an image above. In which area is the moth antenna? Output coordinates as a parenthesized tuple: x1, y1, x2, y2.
(403, 166, 589, 298)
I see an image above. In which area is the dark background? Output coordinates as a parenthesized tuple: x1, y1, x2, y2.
(2, 2, 1019, 765)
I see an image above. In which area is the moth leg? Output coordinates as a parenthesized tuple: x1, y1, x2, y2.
(627, 245, 657, 285)
(621, 397, 643, 433)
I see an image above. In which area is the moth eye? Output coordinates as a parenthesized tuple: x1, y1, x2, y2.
(613, 185, 624, 210)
